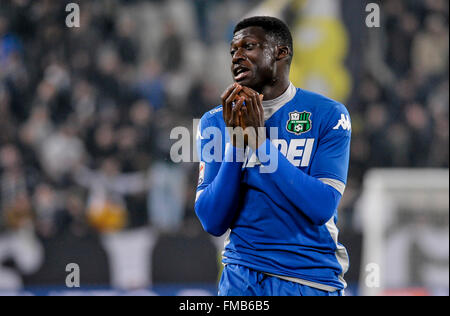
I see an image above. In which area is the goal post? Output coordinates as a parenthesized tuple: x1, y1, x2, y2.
(356, 168, 449, 296)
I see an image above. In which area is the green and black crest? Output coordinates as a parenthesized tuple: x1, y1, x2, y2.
(286, 111, 312, 135)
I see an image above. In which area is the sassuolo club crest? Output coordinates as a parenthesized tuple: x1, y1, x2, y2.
(286, 111, 312, 135)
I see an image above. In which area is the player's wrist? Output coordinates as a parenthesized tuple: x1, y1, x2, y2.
(224, 142, 246, 163)
(254, 138, 274, 166)
(246, 127, 267, 151)
(226, 126, 246, 149)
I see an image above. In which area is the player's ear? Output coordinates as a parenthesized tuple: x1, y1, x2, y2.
(275, 45, 291, 62)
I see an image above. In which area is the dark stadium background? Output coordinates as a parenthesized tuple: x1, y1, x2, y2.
(0, 0, 448, 296)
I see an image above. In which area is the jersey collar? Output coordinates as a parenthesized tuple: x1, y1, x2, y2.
(262, 82, 297, 121)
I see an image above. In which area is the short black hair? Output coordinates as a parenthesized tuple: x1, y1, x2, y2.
(233, 16, 293, 58)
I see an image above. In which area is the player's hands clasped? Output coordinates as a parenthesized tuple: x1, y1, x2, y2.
(221, 83, 266, 150)
(238, 86, 264, 130)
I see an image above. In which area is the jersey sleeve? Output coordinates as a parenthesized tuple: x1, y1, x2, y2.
(194, 110, 245, 236)
(309, 104, 351, 189)
(195, 113, 222, 197)
(253, 103, 351, 226)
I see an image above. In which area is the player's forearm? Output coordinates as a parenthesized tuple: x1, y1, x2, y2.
(256, 139, 341, 226)
(195, 145, 244, 236)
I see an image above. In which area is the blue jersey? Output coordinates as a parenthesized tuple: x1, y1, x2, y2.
(195, 86, 351, 291)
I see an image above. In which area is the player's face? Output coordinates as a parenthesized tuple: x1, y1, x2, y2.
(230, 26, 276, 91)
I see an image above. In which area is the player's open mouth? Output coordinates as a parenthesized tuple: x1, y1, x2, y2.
(233, 66, 251, 82)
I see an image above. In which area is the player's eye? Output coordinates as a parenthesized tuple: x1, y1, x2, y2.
(245, 43, 256, 50)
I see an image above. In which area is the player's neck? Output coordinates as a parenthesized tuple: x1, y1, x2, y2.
(261, 76, 290, 101)
(261, 82, 296, 121)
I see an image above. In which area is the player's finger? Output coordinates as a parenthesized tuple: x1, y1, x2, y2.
(238, 96, 246, 110)
(230, 95, 243, 125)
(228, 84, 243, 103)
(233, 96, 245, 120)
(246, 88, 261, 121)
(251, 91, 259, 114)
(221, 85, 233, 120)
(221, 83, 238, 120)
(240, 106, 248, 129)
(231, 101, 240, 127)
(221, 83, 236, 104)
(255, 93, 264, 122)
(250, 91, 261, 121)
(242, 87, 258, 115)
(233, 96, 245, 114)
(225, 85, 243, 115)
(244, 93, 255, 120)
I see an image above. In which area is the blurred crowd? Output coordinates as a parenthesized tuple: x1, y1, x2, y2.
(0, 0, 242, 240)
(339, 0, 448, 230)
(0, 0, 448, 289)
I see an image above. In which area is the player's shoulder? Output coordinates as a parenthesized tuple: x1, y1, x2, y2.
(297, 88, 351, 135)
(199, 105, 224, 129)
(299, 88, 349, 116)
(201, 105, 223, 120)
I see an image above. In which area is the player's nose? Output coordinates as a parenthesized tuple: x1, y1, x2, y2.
(232, 48, 246, 64)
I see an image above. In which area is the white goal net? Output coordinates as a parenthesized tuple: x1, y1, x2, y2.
(356, 169, 449, 296)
